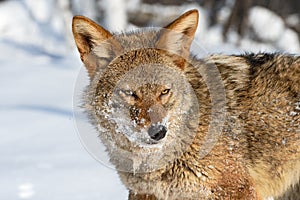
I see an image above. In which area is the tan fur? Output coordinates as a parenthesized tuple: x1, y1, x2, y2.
(72, 10, 300, 200)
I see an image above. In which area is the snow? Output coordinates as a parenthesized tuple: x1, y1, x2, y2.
(277, 28, 300, 53)
(249, 6, 300, 53)
(0, 0, 298, 199)
(102, 0, 128, 31)
(0, 1, 127, 199)
(24, 0, 55, 23)
(18, 183, 35, 199)
(249, 6, 285, 42)
(0, 41, 127, 200)
(296, 101, 300, 110)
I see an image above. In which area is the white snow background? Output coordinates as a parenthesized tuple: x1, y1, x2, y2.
(0, 0, 299, 200)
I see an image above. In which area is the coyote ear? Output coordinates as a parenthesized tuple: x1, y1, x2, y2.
(72, 16, 114, 76)
(156, 9, 199, 69)
(72, 16, 112, 61)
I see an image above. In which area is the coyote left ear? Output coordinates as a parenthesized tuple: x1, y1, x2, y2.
(72, 16, 113, 62)
(156, 9, 199, 69)
(72, 16, 121, 77)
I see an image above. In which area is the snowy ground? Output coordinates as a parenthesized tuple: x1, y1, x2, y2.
(0, 1, 299, 200)
(0, 34, 127, 200)
(0, 1, 127, 199)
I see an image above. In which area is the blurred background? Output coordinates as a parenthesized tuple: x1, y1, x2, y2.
(0, 0, 299, 200)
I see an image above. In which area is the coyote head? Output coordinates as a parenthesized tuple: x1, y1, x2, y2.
(72, 10, 202, 172)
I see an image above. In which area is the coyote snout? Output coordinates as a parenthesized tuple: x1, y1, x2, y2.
(118, 84, 170, 143)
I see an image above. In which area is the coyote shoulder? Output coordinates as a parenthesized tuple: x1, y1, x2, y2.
(72, 9, 300, 200)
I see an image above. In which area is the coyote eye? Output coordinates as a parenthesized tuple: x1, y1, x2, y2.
(161, 89, 170, 95)
(120, 89, 139, 99)
(124, 90, 133, 96)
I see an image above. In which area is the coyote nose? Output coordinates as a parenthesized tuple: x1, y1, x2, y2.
(148, 125, 167, 141)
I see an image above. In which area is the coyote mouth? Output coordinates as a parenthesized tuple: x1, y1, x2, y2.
(128, 134, 164, 147)
(135, 136, 162, 145)
(141, 138, 160, 145)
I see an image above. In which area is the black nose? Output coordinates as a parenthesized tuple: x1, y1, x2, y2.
(148, 125, 167, 141)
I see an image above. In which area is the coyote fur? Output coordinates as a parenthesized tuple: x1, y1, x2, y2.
(72, 9, 300, 200)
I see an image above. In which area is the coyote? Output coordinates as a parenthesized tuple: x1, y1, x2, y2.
(72, 9, 300, 200)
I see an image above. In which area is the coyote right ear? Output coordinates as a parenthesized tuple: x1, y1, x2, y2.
(156, 10, 199, 69)
(72, 16, 117, 76)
